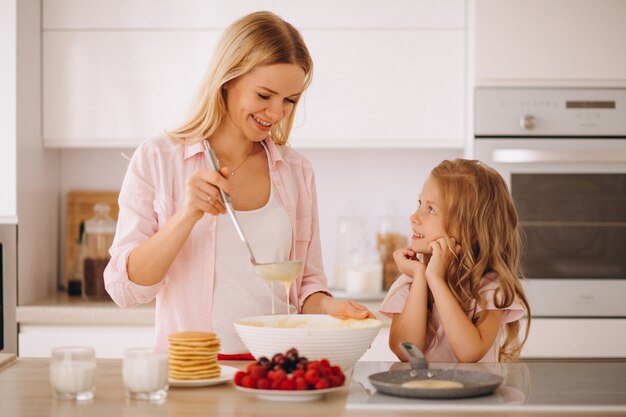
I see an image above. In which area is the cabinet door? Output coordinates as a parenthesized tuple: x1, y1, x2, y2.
(43, 0, 466, 148)
(43, 31, 219, 147)
(520, 318, 626, 358)
(19, 324, 154, 358)
(475, 0, 626, 84)
(293, 30, 465, 148)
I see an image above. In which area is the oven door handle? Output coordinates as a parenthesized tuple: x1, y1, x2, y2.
(492, 149, 626, 163)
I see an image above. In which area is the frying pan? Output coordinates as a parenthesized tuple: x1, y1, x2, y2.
(368, 342, 503, 399)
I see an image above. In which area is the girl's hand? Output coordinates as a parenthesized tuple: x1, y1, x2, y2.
(425, 237, 460, 284)
(326, 299, 376, 320)
(183, 167, 232, 221)
(393, 248, 426, 279)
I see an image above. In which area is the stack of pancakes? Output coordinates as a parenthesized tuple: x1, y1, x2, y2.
(167, 331, 221, 381)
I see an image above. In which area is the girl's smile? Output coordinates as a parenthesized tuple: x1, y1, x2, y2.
(409, 176, 445, 254)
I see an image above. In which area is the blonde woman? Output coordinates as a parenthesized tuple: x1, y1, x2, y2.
(105, 11, 373, 357)
(381, 159, 531, 362)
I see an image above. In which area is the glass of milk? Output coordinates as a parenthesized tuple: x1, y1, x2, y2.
(122, 348, 169, 401)
(50, 346, 97, 401)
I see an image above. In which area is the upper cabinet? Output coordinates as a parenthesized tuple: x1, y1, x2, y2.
(43, 0, 467, 149)
(474, 0, 626, 86)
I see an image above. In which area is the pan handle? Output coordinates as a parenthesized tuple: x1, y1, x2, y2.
(400, 342, 429, 370)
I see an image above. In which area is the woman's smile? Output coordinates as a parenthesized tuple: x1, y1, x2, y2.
(251, 114, 273, 131)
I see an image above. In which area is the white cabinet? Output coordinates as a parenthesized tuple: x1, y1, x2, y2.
(475, 0, 626, 85)
(358, 326, 397, 362)
(19, 324, 154, 358)
(521, 318, 626, 359)
(43, 0, 466, 148)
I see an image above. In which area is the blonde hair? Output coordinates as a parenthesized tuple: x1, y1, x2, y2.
(167, 11, 313, 145)
(427, 159, 531, 362)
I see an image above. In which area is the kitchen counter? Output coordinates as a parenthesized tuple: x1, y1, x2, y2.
(15, 292, 393, 359)
(1, 358, 624, 417)
(16, 291, 388, 326)
(16, 292, 156, 325)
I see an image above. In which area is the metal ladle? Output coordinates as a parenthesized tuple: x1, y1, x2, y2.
(201, 140, 303, 282)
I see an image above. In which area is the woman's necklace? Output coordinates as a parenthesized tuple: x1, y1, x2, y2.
(220, 145, 255, 176)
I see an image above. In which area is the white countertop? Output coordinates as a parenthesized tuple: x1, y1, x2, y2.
(2, 358, 623, 417)
(16, 292, 388, 326)
(16, 292, 155, 325)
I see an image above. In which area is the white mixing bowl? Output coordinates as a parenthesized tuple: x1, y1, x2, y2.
(233, 314, 382, 370)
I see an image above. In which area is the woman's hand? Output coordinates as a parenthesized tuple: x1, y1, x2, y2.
(425, 237, 460, 285)
(393, 248, 426, 279)
(183, 167, 232, 221)
(326, 298, 376, 320)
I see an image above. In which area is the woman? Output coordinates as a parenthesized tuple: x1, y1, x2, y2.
(104, 11, 373, 356)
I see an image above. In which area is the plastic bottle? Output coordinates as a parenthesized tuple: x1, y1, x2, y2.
(82, 203, 116, 300)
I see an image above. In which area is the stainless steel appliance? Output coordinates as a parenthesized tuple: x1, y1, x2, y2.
(474, 87, 626, 321)
(0, 224, 17, 354)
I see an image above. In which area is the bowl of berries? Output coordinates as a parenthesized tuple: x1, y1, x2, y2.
(233, 314, 381, 371)
(233, 348, 347, 401)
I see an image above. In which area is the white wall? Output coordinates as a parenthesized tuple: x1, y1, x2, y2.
(16, 0, 60, 304)
(58, 147, 461, 287)
(0, 0, 17, 222)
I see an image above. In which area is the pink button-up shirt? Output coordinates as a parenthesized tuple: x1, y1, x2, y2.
(104, 136, 329, 353)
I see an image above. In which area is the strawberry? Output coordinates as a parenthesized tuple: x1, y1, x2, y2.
(241, 375, 256, 389)
(256, 378, 271, 390)
(234, 371, 246, 386)
(304, 369, 318, 385)
(294, 377, 308, 391)
(249, 364, 267, 380)
(314, 378, 329, 390)
(271, 378, 282, 390)
(272, 369, 287, 383)
(280, 379, 295, 390)
(307, 361, 321, 372)
(291, 369, 305, 379)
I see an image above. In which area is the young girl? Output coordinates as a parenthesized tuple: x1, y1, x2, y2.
(380, 159, 531, 362)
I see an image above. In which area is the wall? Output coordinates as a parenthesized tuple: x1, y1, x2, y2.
(16, 0, 60, 304)
(59, 147, 462, 288)
(0, 0, 17, 222)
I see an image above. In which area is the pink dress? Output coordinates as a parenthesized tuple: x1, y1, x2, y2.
(379, 272, 526, 362)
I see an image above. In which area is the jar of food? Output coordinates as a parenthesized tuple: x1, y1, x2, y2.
(82, 203, 116, 300)
(67, 221, 85, 297)
(376, 201, 409, 290)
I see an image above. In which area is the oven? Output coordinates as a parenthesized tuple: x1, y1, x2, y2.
(473, 88, 626, 357)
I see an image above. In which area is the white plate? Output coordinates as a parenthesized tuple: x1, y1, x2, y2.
(169, 365, 239, 387)
(234, 384, 345, 401)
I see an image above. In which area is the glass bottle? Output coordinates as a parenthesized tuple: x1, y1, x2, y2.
(344, 239, 383, 295)
(67, 221, 85, 297)
(333, 202, 366, 291)
(376, 201, 409, 290)
(82, 203, 116, 300)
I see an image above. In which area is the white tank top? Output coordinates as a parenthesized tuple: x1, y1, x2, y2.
(212, 147, 293, 353)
